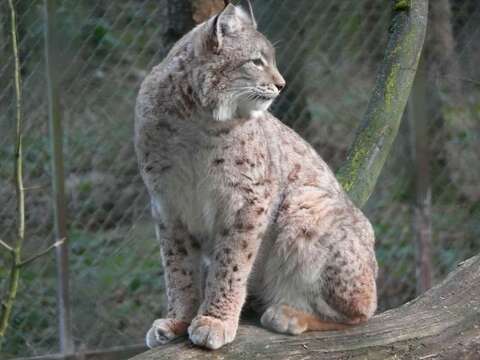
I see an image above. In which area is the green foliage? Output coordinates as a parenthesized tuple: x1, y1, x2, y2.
(1, 224, 164, 355)
(81, 18, 123, 54)
(394, 0, 411, 11)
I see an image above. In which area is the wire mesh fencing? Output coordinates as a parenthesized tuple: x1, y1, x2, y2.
(1, 0, 479, 358)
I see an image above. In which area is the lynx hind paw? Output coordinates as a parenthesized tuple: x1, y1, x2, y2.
(260, 305, 308, 335)
(188, 315, 237, 350)
(145, 318, 189, 348)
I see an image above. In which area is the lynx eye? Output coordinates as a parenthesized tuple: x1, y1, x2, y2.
(251, 58, 265, 67)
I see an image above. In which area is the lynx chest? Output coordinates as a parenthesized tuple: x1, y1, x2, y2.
(147, 118, 272, 242)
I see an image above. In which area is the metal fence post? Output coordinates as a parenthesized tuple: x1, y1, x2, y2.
(44, 0, 74, 355)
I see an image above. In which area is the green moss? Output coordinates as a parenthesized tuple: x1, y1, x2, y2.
(338, 57, 408, 208)
(339, 141, 369, 192)
(394, 0, 411, 11)
(385, 66, 397, 110)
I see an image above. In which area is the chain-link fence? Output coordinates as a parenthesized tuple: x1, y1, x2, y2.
(1, 0, 479, 358)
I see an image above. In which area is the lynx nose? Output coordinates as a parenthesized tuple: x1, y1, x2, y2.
(275, 80, 285, 92)
(269, 67, 286, 93)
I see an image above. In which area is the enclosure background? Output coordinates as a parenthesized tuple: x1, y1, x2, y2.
(1, 0, 479, 358)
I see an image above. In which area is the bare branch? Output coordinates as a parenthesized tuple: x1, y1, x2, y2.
(19, 238, 66, 268)
(0, 0, 25, 345)
(23, 184, 49, 192)
(0, 239, 14, 253)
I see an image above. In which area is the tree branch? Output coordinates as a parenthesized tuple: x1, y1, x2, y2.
(132, 254, 480, 359)
(23, 184, 49, 192)
(337, 0, 429, 207)
(0, 239, 14, 253)
(19, 238, 66, 268)
(0, 0, 25, 347)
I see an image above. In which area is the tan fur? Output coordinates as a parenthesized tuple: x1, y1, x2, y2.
(135, 3, 377, 350)
(261, 304, 355, 334)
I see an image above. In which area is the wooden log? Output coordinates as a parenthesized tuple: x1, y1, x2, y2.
(131, 254, 480, 359)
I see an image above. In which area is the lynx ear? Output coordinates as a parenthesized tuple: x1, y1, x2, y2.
(209, 2, 256, 53)
(240, 0, 257, 29)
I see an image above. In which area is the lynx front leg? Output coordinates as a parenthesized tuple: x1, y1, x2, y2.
(146, 219, 202, 348)
(188, 207, 268, 349)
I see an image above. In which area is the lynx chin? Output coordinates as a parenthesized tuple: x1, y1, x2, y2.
(135, 2, 377, 350)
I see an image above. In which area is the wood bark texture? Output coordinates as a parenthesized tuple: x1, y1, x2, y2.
(131, 254, 480, 359)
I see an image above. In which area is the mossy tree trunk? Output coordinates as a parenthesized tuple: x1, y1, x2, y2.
(337, 0, 428, 207)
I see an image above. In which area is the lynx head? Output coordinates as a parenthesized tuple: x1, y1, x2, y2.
(194, 2, 285, 121)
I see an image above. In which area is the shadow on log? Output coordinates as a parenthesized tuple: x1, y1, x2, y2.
(132, 254, 480, 359)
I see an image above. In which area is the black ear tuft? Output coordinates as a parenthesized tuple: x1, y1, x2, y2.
(210, 13, 222, 53)
(209, 4, 235, 53)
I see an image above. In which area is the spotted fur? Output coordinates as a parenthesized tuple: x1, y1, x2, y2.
(136, 3, 377, 350)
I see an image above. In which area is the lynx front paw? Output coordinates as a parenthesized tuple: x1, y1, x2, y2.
(260, 304, 308, 335)
(145, 318, 189, 348)
(188, 315, 237, 350)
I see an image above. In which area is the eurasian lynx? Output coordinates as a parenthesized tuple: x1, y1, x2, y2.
(135, 3, 377, 350)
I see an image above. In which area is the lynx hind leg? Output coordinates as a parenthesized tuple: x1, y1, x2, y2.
(260, 261, 377, 335)
(261, 304, 351, 335)
(260, 188, 377, 335)
(323, 257, 377, 325)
